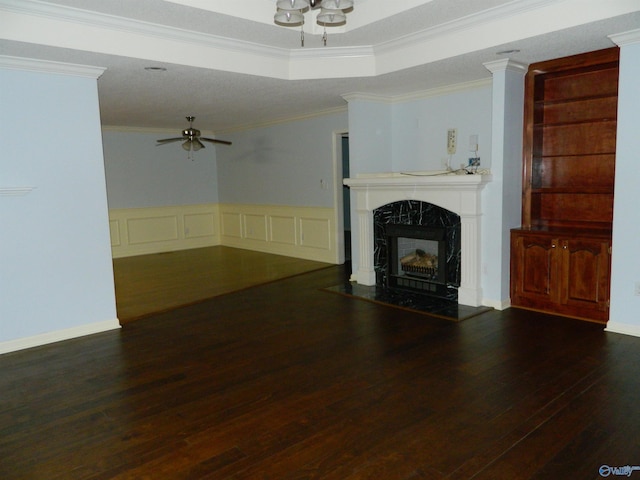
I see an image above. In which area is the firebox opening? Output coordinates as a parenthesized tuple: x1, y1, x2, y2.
(385, 223, 450, 298)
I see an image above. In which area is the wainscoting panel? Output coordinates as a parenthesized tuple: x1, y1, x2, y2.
(219, 204, 336, 263)
(184, 212, 216, 239)
(127, 216, 178, 245)
(299, 217, 332, 250)
(109, 203, 337, 263)
(244, 214, 268, 242)
(109, 204, 219, 258)
(269, 215, 297, 246)
(109, 219, 121, 247)
(221, 212, 242, 238)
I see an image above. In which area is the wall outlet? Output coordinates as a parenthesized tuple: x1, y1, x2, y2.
(447, 128, 457, 155)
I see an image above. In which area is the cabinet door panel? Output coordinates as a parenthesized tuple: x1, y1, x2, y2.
(512, 234, 558, 304)
(560, 239, 610, 311)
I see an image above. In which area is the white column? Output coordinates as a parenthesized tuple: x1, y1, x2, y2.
(482, 58, 527, 309)
(356, 206, 376, 285)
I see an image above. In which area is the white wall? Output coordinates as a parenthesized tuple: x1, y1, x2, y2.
(216, 111, 348, 207)
(607, 32, 640, 336)
(0, 61, 119, 351)
(102, 130, 219, 209)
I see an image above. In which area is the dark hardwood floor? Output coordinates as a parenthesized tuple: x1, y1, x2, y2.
(1, 258, 639, 479)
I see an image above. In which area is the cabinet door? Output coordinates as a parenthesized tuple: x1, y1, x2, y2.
(511, 233, 559, 305)
(559, 238, 610, 313)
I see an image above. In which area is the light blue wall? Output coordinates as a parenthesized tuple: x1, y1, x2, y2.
(391, 86, 493, 172)
(0, 67, 117, 343)
(102, 130, 219, 209)
(609, 39, 640, 332)
(216, 111, 347, 207)
(348, 99, 393, 174)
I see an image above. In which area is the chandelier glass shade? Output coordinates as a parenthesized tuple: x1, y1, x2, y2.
(316, 8, 346, 26)
(274, 0, 354, 45)
(274, 9, 305, 26)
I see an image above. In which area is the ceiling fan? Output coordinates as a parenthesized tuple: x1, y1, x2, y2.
(156, 116, 231, 152)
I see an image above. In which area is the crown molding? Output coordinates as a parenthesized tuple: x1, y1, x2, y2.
(0, 55, 105, 78)
(3, 0, 639, 81)
(609, 28, 640, 46)
(376, 0, 557, 54)
(0, 187, 36, 196)
(214, 105, 348, 135)
(483, 58, 528, 74)
(342, 78, 492, 105)
(0, 0, 289, 60)
(103, 105, 348, 136)
(101, 126, 186, 135)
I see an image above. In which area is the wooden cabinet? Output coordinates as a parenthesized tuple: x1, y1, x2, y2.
(511, 48, 618, 323)
(511, 230, 611, 323)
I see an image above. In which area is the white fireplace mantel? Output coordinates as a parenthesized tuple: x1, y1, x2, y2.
(343, 171, 492, 307)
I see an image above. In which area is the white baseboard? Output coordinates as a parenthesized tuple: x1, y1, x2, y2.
(0, 319, 121, 355)
(605, 321, 640, 338)
(483, 298, 511, 310)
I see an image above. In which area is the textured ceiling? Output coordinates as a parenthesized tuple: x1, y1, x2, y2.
(1, 0, 639, 134)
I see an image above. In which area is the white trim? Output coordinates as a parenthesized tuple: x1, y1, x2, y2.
(605, 322, 640, 338)
(3, 0, 639, 82)
(609, 28, 640, 46)
(483, 59, 528, 75)
(484, 299, 511, 311)
(342, 78, 492, 106)
(0, 319, 121, 355)
(0, 55, 105, 78)
(0, 186, 36, 196)
(216, 105, 347, 135)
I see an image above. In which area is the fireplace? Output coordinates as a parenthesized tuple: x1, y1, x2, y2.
(343, 171, 491, 307)
(374, 201, 461, 301)
(388, 225, 449, 295)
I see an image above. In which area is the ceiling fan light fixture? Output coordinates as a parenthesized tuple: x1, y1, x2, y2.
(157, 116, 231, 157)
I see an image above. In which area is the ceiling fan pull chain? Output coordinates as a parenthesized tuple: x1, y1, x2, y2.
(322, 27, 327, 46)
(301, 25, 305, 47)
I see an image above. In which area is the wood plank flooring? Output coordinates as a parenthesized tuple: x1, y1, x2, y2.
(1, 253, 639, 479)
(113, 246, 331, 322)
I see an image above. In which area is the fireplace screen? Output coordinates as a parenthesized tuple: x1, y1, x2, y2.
(398, 239, 439, 279)
(386, 224, 447, 296)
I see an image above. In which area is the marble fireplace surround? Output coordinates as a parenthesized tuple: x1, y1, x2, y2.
(344, 171, 492, 307)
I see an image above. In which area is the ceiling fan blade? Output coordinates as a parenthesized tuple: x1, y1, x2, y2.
(156, 137, 184, 144)
(201, 137, 232, 146)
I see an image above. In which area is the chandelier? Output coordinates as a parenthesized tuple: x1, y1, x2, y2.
(274, 0, 354, 46)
